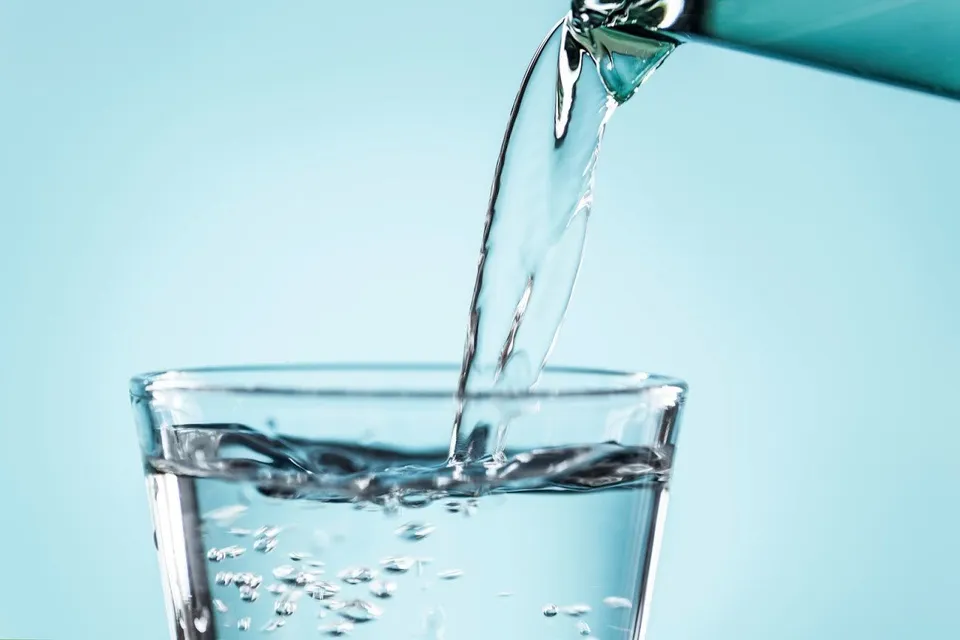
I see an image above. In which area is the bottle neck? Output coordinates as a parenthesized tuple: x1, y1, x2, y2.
(596, 0, 960, 100)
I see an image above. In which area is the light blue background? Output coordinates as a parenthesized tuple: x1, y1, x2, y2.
(1, 1, 958, 638)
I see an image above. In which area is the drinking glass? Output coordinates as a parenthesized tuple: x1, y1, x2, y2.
(130, 363, 687, 639)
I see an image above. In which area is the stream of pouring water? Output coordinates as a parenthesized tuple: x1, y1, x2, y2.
(450, 9, 676, 463)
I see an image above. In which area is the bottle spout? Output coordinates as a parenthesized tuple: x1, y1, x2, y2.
(572, 0, 960, 100)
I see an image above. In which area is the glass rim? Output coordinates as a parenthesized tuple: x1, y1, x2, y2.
(129, 362, 687, 401)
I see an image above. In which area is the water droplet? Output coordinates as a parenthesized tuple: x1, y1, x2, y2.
(465, 498, 479, 516)
(253, 536, 278, 554)
(602, 596, 632, 609)
(338, 567, 376, 585)
(262, 618, 285, 632)
(437, 569, 463, 580)
(497, 592, 513, 597)
(339, 599, 383, 623)
(272, 565, 296, 580)
(193, 609, 209, 633)
(203, 504, 248, 525)
(289, 551, 312, 561)
(206, 548, 226, 562)
(222, 545, 245, 558)
(213, 599, 228, 614)
(215, 571, 234, 586)
(561, 604, 592, 617)
(395, 521, 436, 541)
(320, 621, 354, 636)
(578, 621, 592, 636)
(369, 580, 397, 598)
(307, 559, 327, 568)
(381, 556, 416, 573)
(266, 583, 287, 595)
(265, 418, 277, 432)
(542, 604, 559, 617)
(229, 527, 253, 536)
(306, 581, 341, 600)
(237, 617, 251, 631)
(239, 586, 259, 602)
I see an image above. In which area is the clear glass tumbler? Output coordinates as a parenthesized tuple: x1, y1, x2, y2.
(130, 364, 687, 639)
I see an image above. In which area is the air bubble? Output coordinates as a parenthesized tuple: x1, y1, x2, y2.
(239, 586, 259, 602)
(578, 621, 592, 635)
(213, 599, 228, 614)
(561, 604, 592, 617)
(222, 545, 245, 558)
(444, 500, 462, 513)
(193, 609, 209, 633)
(203, 504, 248, 525)
(338, 567, 376, 585)
(369, 580, 397, 598)
(320, 621, 354, 636)
(381, 556, 415, 573)
(266, 583, 287, 595)
(289, 551, 312, 561)
(256, 525, 282, 538)
(394, 522, 435, 541)
(295, 572, 318, 586)
(237, 617, 251, 631)
(262, 618, 285, 632)
(542, 604, 558, 617)
(206, 548, 226, 562)
(215, 571, 234, 586)
(306, 581, 341, 600)
(465, 498, 479, 516)
(272, 565, 296, 580)
(602, 596, 632, 609)
(253, 536, 278, 554)
(234, 572, 263, 589)
(229, 528, 254, 536)
(307, 560, 327, 569)
(497, 592, 513, 597)
(274, 600, 297, 617)
(399, 492, 432, 508)
(437, 569, 463, 580)
(339, 599, 383, 623)
(324, 600, 347, 611)
(422, 607, 446, 639)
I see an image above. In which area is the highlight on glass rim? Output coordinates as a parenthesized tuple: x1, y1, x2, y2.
(1, 0, 957, 639)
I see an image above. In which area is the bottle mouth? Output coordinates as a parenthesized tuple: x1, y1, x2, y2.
(130, 362, 687, 401)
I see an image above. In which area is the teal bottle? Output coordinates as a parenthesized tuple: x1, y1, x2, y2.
(575, 0, 960, 99)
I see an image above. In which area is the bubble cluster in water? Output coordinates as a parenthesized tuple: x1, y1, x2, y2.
(199, 472, 643, 637)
